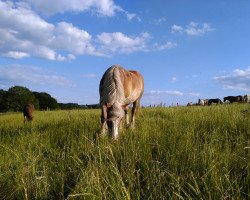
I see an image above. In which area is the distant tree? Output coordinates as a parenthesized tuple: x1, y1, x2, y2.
(58, 103, 82, 109)
(0, 89, 7, 112)
(33, 92, 59, 110)
(5, 86, 39, 111)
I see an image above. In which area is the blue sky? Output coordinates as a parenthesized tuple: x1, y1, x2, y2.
(0, 0, 250, 106)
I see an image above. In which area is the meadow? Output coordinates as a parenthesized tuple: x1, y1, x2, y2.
(0, 104, 249, 200)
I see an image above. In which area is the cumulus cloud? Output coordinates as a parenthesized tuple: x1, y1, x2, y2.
(51, 22, 95, 56)
(0, 1, 95, 60)
(2, 51, 30, 59)
(0, 1, 172, 60)
(96, 32, 151, 55)
(171, 21, 214, 36)
(171, 24, 183, 33)
(20, 0, 120, 16)
(0, 64, 74, 87)
(213, 66, 250, 90)
(21, 0, 141, 21)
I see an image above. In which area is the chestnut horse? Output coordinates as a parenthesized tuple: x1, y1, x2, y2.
(99, 65, 144, 139)
(23, 103, 35, 123)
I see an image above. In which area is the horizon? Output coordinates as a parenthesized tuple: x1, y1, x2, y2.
(0, 0, 250, 106)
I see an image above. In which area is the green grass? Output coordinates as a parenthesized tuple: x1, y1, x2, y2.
(0, 104, 249, 199)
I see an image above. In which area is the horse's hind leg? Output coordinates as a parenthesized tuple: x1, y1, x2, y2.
(100, 105, 107, 136)
(131, 100, 140, 128)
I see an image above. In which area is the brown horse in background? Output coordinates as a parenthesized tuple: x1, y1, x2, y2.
(23, 103, 35, 123)
(99, 65, 144, 139)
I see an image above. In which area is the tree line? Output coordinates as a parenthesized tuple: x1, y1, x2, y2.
(0, 86, 99, 112)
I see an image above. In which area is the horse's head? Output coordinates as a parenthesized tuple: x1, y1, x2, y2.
(27, 115, 34, 121)
(106, 102, 124, 139)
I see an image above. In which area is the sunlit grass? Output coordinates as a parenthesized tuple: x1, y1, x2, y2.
(0, 104, 249, 199)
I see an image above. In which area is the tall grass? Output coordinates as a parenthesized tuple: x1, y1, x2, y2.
(0, 104, 249, 199)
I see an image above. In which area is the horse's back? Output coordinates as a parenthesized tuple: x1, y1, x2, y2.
(99, 65, 144, 106)
(122, 69, 144, 103)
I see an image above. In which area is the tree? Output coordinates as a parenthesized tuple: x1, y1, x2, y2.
(0, 89, 7, 112)
(5, 86, 39, 111)
(33, 92, 58, 110)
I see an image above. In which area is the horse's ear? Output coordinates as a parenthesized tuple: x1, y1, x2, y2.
(106, 102, 112, 108)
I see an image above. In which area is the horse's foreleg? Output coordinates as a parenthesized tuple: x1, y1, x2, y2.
(124, 105, 130, 128)
(131, 100, 140, 128)
(100, 105, 107, 136)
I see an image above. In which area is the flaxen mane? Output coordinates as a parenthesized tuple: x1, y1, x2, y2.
(99, 65, 126, 106)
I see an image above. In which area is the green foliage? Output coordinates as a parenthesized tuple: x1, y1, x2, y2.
(0, 86, 99, 112)
(6, 86, 39, 111)
(0, 104, 249, 199)
(0, 86, 59, 112)
(0, 89, 7, 112)
(33, 92, 59, 110)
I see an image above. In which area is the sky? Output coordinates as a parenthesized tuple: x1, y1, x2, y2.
(0, 0, 250, 106)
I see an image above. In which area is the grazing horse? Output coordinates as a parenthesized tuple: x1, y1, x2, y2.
(223, 95, 243, 103)
(23, 103, 35, 123)
(99, 65, 144, 139)
(208, 98, 222, 105)
(198, 99, 208, 106)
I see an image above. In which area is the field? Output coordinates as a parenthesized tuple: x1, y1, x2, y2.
(0, 104, 249, 200)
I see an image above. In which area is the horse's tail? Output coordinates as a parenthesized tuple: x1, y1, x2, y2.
(99, 65, 125, 106)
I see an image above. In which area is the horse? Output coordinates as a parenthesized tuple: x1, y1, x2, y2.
(23, 103, 35, 123)
(198, 99, 208, 106)
(223, 95, 243, 103)
(99, 65, 144, 139)
(208, 98, 222, 105)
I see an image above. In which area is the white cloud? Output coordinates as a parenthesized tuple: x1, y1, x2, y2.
(188, 92, 200, 97)
(2, 51, 29, 59)
(145, 90, 183, 96)
(52, 22, 95, 55)
(213, 66, 250, 90)
(96, 32, 151, 55)
(125, 12, 141, 22)
(171, 76, 177, 83)
(153, 41, 177, 51)
(0, 1, 95, 60)
(20, 0, 120, 16)
(82, 73, 97, 78)
(142, 90, 201, 106)
(0, 64, 74, 87)
(144, 90, 202, 97)
(171, 24, 183, 33)
(22, 0, 141, 22)
(171, 21, 214, 36)
(0, 1, 172, 60)
(153, 17, 167, 25)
